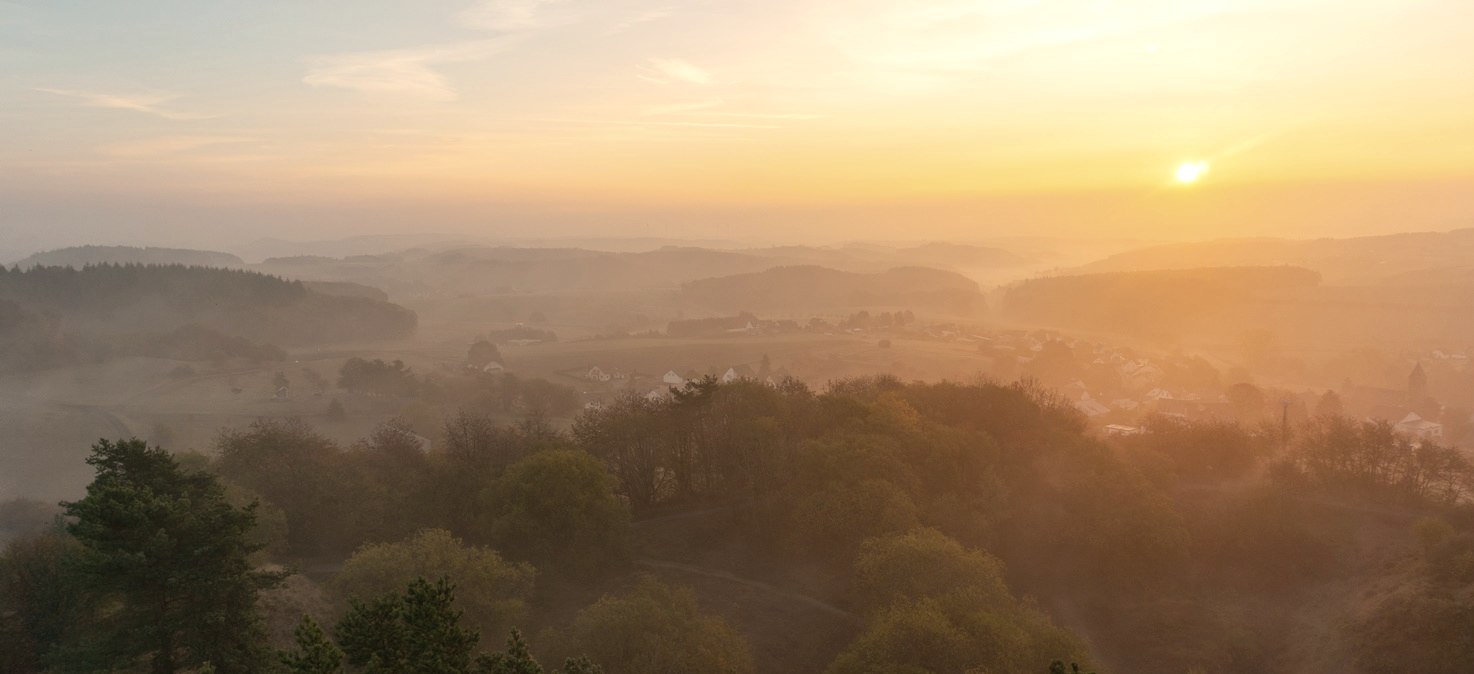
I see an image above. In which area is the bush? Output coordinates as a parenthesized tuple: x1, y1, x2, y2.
(332, 529, 535, 640)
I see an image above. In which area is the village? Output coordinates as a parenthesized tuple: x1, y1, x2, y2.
(531, 312, 1474, 456)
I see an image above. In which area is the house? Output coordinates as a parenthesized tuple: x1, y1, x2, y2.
(1395, 412, 1443, 441)
(586, 366, 611, 382)
(721, 367, 741, 383)
(1074, 396, 1110, 417)
(1103, 424, 1142, 437)
(406, 432, 433, 453)
(644, 387, 674, 403)
(482, 362, 506, 374)
(662, 370, 685, 386)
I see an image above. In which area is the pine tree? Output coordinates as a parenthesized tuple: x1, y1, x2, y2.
(336, 594, 406, 673)
(61, 438, 283, 674)
(475, 629, 542, 674)
(336, 577, 479, 674)
(401, 577, 480, 674)
(280, 616, 343, 674)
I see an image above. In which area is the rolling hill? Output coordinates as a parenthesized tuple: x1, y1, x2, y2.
(14, 245, 245, 269)
(680, 265, 985, 313)
(0, 264, 416, 371)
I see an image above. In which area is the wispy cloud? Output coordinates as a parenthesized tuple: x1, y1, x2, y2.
(101, 135, 251, 158)
(458, 0, 574, 31)
(303, 39, 516, 101)
(607, 6, 673, 34)
(35, 88, 215, 120)
(644, 99, 822, 121)
(644, 58, 714, 86)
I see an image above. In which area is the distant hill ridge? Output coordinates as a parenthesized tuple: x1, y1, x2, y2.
(14, 245, 244, 270)
(680, 265, 984, 313)
(1072, 228, 1474, 284)
(0, 263, 416, 372)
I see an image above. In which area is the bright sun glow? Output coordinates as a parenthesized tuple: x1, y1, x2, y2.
(1175, 161, 1210, 184)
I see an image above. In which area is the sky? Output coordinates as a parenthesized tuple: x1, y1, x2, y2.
(2, 0, 1473, 250)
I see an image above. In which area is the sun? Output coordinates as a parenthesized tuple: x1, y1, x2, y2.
(1175, 160, 1210, 185)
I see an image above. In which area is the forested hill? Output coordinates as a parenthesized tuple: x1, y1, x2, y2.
(13, 245, 245, 269)
(0, 264, 416, 370)
(680, 265, 985, 313)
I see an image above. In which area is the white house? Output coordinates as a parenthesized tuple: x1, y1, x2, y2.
(586, 366, 611, 382)
(721, 367, 741, 383)
(662, 370, 685, 386)
(1074, 395, 1110, 417)
(1395, 412, 1444, 441)
(644, 387, 674, 403)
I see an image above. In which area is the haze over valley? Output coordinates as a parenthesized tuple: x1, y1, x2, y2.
(4, 1, 1474, 673)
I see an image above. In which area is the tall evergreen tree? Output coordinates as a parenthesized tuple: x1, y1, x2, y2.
(280, 616, 343, 674)
(61, 438, 282, 674)
(337, 576, 479, 674)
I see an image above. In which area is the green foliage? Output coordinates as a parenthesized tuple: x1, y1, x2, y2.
(0, 530, 89, 672)
(337, 577, 480, 674)
(830, 529, 1092, 674)
(1274, 415, 1474, 504)
(1122, 416, 1271, 482)
(1354, 591, 1474, 674)
(215, 419, 347, 556)
(791, 478, 919, 562)
(568, 578, 753, 674)
(333, 529, 535, 640)
(476, 629, 604, 674)
(280, 616, 343, 674)
(0, 263, 415, 372)
(475, 629, 541, 674)
(851, 529, 1012, 614)
(61, 438, 283, 674)
(482, 449, 631, 576)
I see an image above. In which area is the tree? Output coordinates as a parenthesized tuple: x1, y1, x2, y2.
(280, 616, 343, 674)
(62, 438, 283, 674)
(0, 530, 90, 673)
(1225, 382, 1266, 422)
(326, 397, 347, 420)
(482, 450, 631, 576)
(468, 341, 504, 369)
(567, 578, 753, 674)
(476, 629, 543, 674)
(1315, 390, 1344, 418)
(333, 529, 535, 640)
(215, 419, 346, 556)
(828, 529, 1093, 674)
(337, 577, 480, 674)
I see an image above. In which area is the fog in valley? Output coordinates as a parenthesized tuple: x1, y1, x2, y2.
(4, 2, 1474, 673)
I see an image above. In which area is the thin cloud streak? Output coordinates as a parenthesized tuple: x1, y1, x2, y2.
(459, 0, 575, 31)
(101, 136, 252, 158)
(35, 88, 216, 120)
(646, 58, 714, 86)
(302, 39, 517, 101)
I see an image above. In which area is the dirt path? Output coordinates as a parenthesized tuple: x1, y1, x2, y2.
(634, 558, 861, 626)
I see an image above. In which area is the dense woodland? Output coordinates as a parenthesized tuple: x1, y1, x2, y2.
(4, 374, 1473, 673)
(0, 265, 417, 372)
